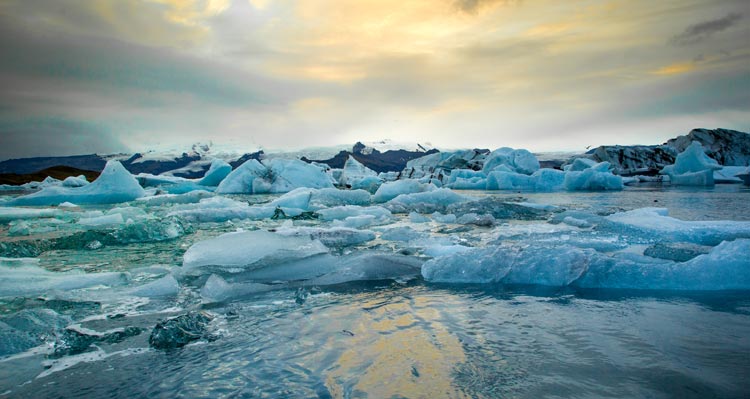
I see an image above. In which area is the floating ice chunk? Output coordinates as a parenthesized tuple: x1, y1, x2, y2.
(713, 166, 746, 184)
(482, 147, 540, 175)
(605, 207, 750, 245)
(409, 212, 430, 223)
(0, 263, 130, 297)
(276, 225, 376, 247)
(263, 158, 335, 193)
(564, 158, 597, 172)
(333, 215, 379, 229)
(317, 205, 392, 222)
(339, 156, 379, 188)
(308, 253, 423, 286)
(6, 161, 145, 206)
(379, 226, 426, 242)
(181, 230, 328, 275)
(372, 180, 437, 203)
(62, 175, 89, 188)
(532, 169, 566, 191)
(562, 216, 592, 228)
(420, 244, 592, 287)
(443, 170, 487, 189)
(576, 239, 750, 290)
(661, 141, 722, 186)
(58, 202, 79, 208)
(168, 197, 275, 222)
(448, 177, 488, 189)
(430, 212, 456, 223)
(270, 188, 371, 211)
(350, 176, 383, 193)
(215, 159, 267, 194)
(198, 159, 232, 186)
(386, 188, 470, 213)
(422, 247, 509, 284)
(486, 169, 566, 191)
(669, 170, 715, 186)
(137, 190, 213, 206)
(447, 197, 551, 221)
(444, 169, 485, 184)
(200, 274, 273, 303)
(78, 213, 124, 227)
(501, 246, 593, 286)
(563, 163, 623, 191)
(0, 207, 60, 222)
(127, 275, 179, 297)
(486, 171, 534, 190)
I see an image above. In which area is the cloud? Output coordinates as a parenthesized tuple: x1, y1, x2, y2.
(453, 0, 519, 14)
(670, 12, 743, 46)
(0, 117, 126, 159)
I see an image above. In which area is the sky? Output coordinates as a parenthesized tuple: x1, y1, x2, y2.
(0, 0, 748, 159)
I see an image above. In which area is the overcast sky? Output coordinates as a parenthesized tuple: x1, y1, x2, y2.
(0, 0, 748, 159)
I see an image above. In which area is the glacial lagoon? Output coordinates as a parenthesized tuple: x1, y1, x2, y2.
(1, 185, 749, 398)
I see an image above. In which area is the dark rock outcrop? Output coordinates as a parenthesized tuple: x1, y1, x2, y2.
(666, 128, 750, 166)
(303, 142, 438, 173)
(583, 128, 749, 175)
(149, 311, 214, 350)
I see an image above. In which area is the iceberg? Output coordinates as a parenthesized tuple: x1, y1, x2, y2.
(276, 225, 376, 247)
(263, 158, 335, 193)
(269, 187, 371, 211)
(0, 207, 61, 222)
(215, 159, 267, 194)
(563, 162, 623, 191)
(197, 159, 232, 186)
(660, 141, 722, 186)
(0, 261, 130, 297)
(482, 147, 540, 175)
(372, 180, 437, 203)
(339, 156, 380, 189)
(181, 230, 328, 275)
(316, 205, 392, 222)
(604, 207, 750, 246)
(215, 158, 334, 194)
(422, 239, 750, 290)
(6, 161, 146, 206)
(386, 188, 470, 213)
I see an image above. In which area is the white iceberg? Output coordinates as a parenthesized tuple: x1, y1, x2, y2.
(339, 156, 380, 190)
(6, 161, 146, 206)
(216, 158, 333, 194)
(215, 159, 267, 194)
(372, 180, 437, 203)
(482, 147, 540, 175)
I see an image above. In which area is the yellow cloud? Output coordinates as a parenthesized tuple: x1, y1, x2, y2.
(150, 0, 231, 26)
(652, 62, 695, 76)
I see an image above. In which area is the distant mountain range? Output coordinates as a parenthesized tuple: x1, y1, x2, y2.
(0, 129, 747, 184)
(301, 141, 439, 173)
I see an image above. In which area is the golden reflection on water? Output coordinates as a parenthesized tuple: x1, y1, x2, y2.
(323, 293, 471, 398)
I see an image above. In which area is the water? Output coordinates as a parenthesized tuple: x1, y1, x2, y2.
(1, 185, 749, 398)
